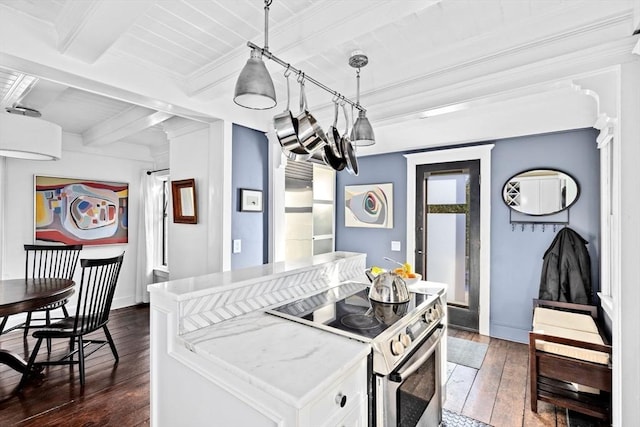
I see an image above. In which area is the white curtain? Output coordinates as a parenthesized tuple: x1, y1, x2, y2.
(135, 172, 163, 303)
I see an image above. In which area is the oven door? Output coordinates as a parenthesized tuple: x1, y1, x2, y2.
(375, 324, 445, 427)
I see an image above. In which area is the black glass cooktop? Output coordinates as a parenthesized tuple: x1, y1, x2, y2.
(269, 282, 430, 341)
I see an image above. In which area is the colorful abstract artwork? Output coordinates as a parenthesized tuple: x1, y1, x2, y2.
(345, 183, 393, 228)
(35, 176, 128, 245)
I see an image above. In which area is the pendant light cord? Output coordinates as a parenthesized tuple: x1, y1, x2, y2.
(356, 68, 361, 106)
(264, 0, 272, 51)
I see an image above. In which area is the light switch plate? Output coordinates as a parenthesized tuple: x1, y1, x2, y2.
(233, 239, 241, 253)
(391, 241, 401, 251)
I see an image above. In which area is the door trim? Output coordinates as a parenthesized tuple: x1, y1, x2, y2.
(405, 145, 494, 336)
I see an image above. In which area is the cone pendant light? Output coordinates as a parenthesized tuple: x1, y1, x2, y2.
(233, 0, 276, 110)
(234, 48, 276, 109)
(349, 51, 375, 146)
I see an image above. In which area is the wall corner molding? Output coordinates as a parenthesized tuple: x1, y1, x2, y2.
(594, 114, 617, 148)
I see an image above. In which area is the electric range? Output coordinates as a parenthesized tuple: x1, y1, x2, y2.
(267, 281, 445, 375)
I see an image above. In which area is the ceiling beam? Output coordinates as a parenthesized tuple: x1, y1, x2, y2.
(186, 0, 441, 96)
(17, 79, 69, 113)
(82, 105, 173, 146)
(0, 72, 37, 110)
(55, 0, 155, 64)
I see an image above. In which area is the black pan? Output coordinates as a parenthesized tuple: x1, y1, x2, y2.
(324, 101, 346, 171)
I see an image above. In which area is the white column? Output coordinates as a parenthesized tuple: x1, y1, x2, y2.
(618, 59, 640, 427)
(166, 119, 232, 279)
(268, 131, 286, 263)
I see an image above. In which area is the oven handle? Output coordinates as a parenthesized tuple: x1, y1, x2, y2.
(389, 324, 443, 383)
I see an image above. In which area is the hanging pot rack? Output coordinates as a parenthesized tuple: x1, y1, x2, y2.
(245, 41, 367, 114)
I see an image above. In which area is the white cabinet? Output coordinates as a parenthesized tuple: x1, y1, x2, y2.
(285, 162, 335, 261)
(304, 357, 367, 426)
(312, 164, 336, 256)
(150, 305, 370, 427)
(333, 403, 367, 427)
(148, 253, 371, 427)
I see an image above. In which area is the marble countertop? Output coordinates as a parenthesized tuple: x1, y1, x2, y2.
(148, 251, 364, 301)
(180, 310, 371, 409)
(407, 280, 448, 296)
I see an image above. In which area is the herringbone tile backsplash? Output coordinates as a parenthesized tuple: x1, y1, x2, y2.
(178, 254, 366, 334)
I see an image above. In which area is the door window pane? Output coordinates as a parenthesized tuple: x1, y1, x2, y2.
(427, 174, 467, 205)
(426, 170, 470, 308)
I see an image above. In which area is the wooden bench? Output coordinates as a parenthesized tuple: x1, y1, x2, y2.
(529, 299, 612, 421)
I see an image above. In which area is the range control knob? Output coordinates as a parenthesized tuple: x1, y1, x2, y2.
(391, 339, 405, 356)
(433, 304, 443, 319)
(399, 333, 412, 348)
(424, 308, 434, 323)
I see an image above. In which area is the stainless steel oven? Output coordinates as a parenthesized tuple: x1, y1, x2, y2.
(267, 281, 447, 427)
(375, 323, 445, 427)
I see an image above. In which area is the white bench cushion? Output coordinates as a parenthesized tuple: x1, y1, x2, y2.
(533, 307, 599, 334)
(532, 322, 610, 365)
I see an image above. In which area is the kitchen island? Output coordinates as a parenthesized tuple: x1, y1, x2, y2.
(148, 251, 448, 426)
(148, 252, 372, 427)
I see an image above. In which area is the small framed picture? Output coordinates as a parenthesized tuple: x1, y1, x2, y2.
(240, 189, 263, 212)
(171, 178, 198, 224)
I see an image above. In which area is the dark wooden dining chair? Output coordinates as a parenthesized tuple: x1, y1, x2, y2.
(18, 245, 83, 352)
(0, 245, 82, 339)
(18, 252, 124, 390)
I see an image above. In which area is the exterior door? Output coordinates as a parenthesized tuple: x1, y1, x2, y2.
(415, 160, 480, 331)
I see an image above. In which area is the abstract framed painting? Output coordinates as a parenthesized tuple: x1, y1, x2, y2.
(34, 175, 129, 245)
(344, 183, 393, 228)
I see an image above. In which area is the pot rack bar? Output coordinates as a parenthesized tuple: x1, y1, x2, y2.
(246, 41, 366, 113)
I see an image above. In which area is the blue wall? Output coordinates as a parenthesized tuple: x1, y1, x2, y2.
(490, 129, 600, 342)
(231, 124, 269, 269)
(336, 128, 600, 342)
(335, 153, 407, 269)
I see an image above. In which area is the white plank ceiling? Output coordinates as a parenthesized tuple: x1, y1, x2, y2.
(0, 0, 637, 156)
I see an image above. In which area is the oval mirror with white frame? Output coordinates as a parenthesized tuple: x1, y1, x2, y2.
(502, 168, 579, 216)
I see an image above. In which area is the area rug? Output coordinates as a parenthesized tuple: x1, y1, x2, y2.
(447, 336, 488, 369)
(443, 409, 493, 426)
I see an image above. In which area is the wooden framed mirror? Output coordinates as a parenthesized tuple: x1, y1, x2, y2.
(171, 178, 197, 224)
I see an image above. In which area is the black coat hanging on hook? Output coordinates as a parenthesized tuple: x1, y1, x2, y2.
(538, 227, 592, 304)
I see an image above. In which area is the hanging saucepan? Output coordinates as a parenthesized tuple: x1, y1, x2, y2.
(295, 76, 327, 155)
(323, 100, 346, 171)
(341, 103, 359, 176)
(281, 76, 313, 161)
(273, 68, 300, 154)
(308, 147, 328, 165)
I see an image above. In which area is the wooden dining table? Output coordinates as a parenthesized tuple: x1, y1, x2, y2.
(0, 278, 74, 376)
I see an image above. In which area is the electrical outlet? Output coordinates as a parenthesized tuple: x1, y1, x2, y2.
(233, 239, 241, 253)
(391, 241, 401, 251)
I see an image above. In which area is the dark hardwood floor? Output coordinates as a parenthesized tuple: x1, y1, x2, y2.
(0, 305, 150, 426)
(0, 305, 584, 426)
(446, 328, 570, 427)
